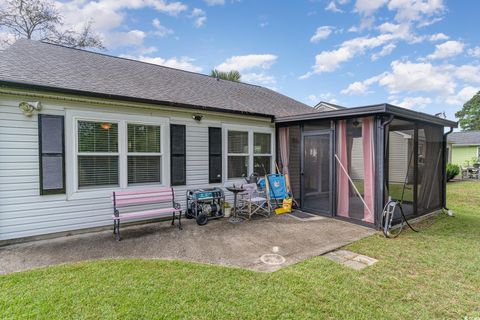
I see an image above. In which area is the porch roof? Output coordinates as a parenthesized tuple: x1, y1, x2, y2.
(274, 103, 458, 128)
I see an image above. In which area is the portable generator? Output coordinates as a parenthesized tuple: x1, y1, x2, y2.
(186, 188, 225, 225)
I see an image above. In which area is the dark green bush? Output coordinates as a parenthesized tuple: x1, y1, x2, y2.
(446, 163, 460, 181)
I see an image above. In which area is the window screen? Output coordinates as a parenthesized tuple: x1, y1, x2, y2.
(209, 127, 222, 183)
(39, 114, 65, 195)
(127, 124, 162, 185)
(170, 124, 186, 186)
(78, 121, 119, 188)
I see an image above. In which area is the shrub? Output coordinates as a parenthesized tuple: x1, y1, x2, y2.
(446, 163, 460, 181)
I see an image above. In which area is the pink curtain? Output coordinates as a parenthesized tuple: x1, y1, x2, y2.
(278, 127, 289, 174)
(362, 117, 375, 223)
(337, 120, 349, 217)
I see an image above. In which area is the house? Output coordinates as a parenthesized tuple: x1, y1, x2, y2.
(0, 40, 457, 242)
(447, 131, 480, 166)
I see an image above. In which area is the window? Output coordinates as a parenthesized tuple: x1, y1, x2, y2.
(128, 124, 162, 185)
(227, 130, 249, 179)
(77, 121, 119, 188)
(71, 112, 167, 193)
(226, 129, 273, 179)
(253, 132, 272, 175)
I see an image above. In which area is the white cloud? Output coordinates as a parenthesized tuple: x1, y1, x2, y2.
(204, 0, 225, 5)
(242, 72, 276, 86)
(190, 8, 207, 27)
(302, 33, 400, 77)
(54, 0, 188, 50)
(310, 26, 334, 43)
(152, 18, 174, 37)
(341, 75, 380, 95)
(325, 1, 343, 13)
(121, 54, 203, 72)
(427, 40, 464, 60)
(354, 0, 387, 16)
(468, 46, 480, 58)
(306, 92, 339, 104)
(429, 33, 449, 41)
(104, 30, 146, 48)
(371, 43, 396, 60)
(451, 65, 480, 84)
(0, 31, 16, 49)
(391, 96, 432, 109)
(216, 54, 277, 72)
(387, 0, 445, 23)
(445, 86, 479, 105)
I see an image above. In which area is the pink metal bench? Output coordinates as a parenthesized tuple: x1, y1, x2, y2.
(112, 187, 182, 241)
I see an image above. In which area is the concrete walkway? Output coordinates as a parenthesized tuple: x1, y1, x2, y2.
(0, 214, 375, 274)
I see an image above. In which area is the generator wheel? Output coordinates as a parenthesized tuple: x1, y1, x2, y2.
(196, 213, 208, 226)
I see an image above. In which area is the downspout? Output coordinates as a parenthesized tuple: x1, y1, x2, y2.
(375, 115, 394, 228)
(442, 126, 454, 213)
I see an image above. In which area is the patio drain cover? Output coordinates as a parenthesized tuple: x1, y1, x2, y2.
(260, 253, 286, 266)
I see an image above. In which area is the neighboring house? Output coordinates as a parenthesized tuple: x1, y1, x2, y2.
(313, 101, 345, 112)
(447, 131, 480, 166)
(0, 40, 457, 242)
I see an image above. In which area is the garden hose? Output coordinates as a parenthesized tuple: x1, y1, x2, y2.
(382, 200, 419, 238)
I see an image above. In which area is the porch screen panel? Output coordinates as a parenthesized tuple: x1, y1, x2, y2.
(417, 124, 443, 214)
(336, 117, 375, 223)
(286, 126, 301, 206)
(386, 119, 415, 217)
(39, 114, 65, 194)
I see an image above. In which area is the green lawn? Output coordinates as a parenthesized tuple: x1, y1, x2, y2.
(1, 182, 479, 319)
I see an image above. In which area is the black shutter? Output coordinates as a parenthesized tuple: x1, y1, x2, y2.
(209, 127, 222, 183)
(38, 114, 65, 195)
(170, 124, 186, 186)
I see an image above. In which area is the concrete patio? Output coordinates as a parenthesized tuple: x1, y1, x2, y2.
(0, 214, 375, 274)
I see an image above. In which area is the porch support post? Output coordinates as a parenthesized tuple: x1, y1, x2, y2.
(374, 115, 389, 229)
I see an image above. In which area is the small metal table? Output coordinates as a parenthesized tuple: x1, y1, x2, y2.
(226, 186, 245, 223)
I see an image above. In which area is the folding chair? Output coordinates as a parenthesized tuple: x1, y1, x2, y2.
(238, 183, 271, 219)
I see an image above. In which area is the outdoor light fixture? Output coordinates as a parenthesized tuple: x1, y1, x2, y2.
(192, 114, 204, 122)
(18, 101, 42, 117)
(101, 122, 112, 130)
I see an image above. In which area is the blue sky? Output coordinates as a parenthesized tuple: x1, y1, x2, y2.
(9, 0, 480, 120)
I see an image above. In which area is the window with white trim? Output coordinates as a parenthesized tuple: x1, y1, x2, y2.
(253, 132, 272, 175)
(77, 121, 119, 188)
(226, 129, 272, 179)
(127, 124, 162, 185)
(74, 116, 165, 191)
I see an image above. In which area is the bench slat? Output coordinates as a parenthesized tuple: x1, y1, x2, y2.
(113, 188, 173, 196)
(114, 195, 173, 206)
(113, 207, 180, 220)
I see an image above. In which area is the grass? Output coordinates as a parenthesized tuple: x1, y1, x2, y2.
(1, 181, 479, 319)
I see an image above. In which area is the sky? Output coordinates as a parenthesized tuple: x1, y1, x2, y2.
(3, 0, 480, 121)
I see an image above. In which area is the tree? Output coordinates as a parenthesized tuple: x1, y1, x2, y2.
(455, 91, 480, 131)
(0, 0, 104, 49)
(210, 69, 241, 82)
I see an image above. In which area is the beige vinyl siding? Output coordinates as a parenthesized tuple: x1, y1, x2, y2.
(0, 93, 273, 241)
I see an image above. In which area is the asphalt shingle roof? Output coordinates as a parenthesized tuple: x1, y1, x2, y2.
(0, 40, 315, 118)
(448, 131, 480, 145)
